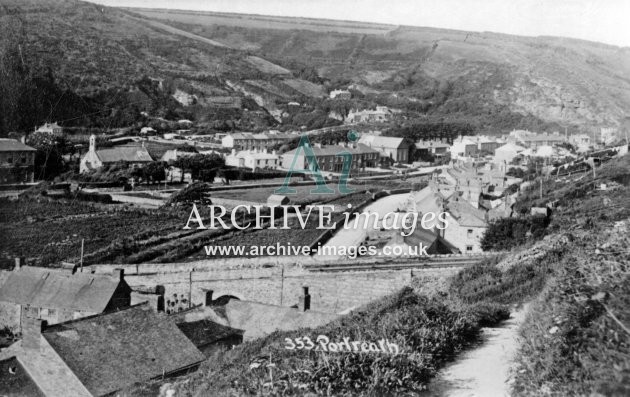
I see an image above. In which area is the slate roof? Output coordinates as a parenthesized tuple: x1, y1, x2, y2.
(283, 143, 378, 157)
(176, 319, 244, 347)
(415, 140, 450, 149)
(0, 356, 45, 397)
(403, 228, 458, 254)
(495, 143, 526, 153)
(229, 132, 255, 140)
(0, 139, 37, 152)
(95, 145, 153, 163)
(0, 267, 126, 313)
(359, 135, 410, 149)
(43, 304, 205, 396)
(446, 195, 488, 228)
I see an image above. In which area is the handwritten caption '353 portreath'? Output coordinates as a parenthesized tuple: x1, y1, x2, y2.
(285, 335, 401, 355)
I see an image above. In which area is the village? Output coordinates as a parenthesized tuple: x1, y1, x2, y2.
(0, 110, 627, 395)
(1, 0, 629, 395)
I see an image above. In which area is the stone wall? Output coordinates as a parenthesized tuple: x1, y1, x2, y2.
(89, 258, 466, 314)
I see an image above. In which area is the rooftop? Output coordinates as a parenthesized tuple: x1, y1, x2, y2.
(0, 356, 45, 397)
(358, 135, 409, 148)
(0, 266, 129, 313)
(43, 304, 205, 396)
(96, 145, 153, 163)
(0, 138, 37, 152)
(283, 143, 378, 157)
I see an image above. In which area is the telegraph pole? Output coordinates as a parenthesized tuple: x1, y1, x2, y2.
(80, 239, 84, 272)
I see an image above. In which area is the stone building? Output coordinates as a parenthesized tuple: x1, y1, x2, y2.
(80, 135, 153, 173)
(0, 265, 131, 331)
(0, 138, 36, 184)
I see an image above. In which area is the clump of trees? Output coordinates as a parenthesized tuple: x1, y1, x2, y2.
(172, 153, 225, 183)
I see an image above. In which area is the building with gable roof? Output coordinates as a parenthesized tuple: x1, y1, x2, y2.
(281, 142, 379, 173)
(0, 265, 131, 332)
(358, 134, 413, 163)
(80, 135, 153, 173)
(0, 138, 37, 183)
(35, 122, 63, 135)
(443, 193, 488, 253)
(0, 304, 205, 396)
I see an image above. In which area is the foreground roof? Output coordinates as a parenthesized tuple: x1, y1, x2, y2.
(0, 138, 37, 152)
(0, 356, 45, 397)
(0, 267, 126, 313)
(43, 304, 205, 396)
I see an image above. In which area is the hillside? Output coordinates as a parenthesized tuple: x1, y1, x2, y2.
(123, 154, 630, 396)
(1, 0, 629, 136)
(124, 8, 630, 130)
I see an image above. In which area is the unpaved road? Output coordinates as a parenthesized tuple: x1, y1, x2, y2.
(428, 304, 529, 397)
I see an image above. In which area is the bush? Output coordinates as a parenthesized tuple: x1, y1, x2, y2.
(166, 182, 211, 205)
(481, 215, 550, 251)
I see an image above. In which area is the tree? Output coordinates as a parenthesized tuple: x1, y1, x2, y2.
(26, 131, 71, 180)
(140, 161, 166, 184)
(173, 154, 225, 182)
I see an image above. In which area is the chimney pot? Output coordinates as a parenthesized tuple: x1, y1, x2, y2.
(113, 268, 124, 281)
(22, 318, 46, 350)
(205, 290, 214, 306)
(14, 257, 25, 270)
(298, 286, 311, 312)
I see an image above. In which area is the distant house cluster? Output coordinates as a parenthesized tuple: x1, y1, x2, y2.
(329, 89, 351, 100)
(345, 106, 394, 124)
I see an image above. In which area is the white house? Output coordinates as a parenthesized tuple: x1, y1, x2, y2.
(493, 142, 526, 165)
(450, 137, 479, 159)
(329, 89, 351, 100)
(358, 135, 412, 163)
(346, 106, 392, 124)
(161, 149, 197, 163)
(225, 149, 280, 170)
(35, 122, 63, 135)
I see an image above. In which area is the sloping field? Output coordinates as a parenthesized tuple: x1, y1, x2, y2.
(245, 55, 291, 75)
(282, 78, 326, 97)
(126, 8, 396, 34)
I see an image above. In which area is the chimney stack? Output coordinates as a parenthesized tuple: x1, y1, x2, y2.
(22, 318, 46, 350)
(14, 257, 25, 270)
(298, 286, 311, 312)
(205, 290, 214, 306)
(113, 268, 124, 281)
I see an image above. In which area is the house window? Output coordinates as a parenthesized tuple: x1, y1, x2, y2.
(466, 245, 473, 252)
(467, 229, 473, 238)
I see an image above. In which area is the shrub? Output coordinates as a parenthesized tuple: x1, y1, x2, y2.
(481, 215, 550, 251)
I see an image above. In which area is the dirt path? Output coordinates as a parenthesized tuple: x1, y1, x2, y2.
(428, 304, 529, 397)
